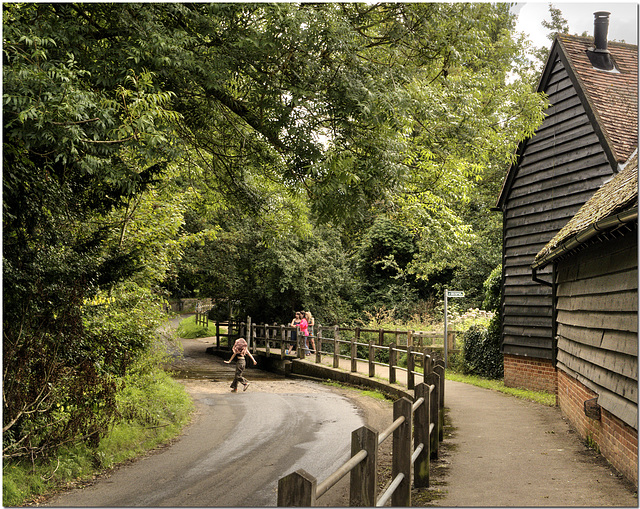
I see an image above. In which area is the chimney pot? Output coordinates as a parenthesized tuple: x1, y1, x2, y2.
(587, 11, 615, 71)
(593, 11, 611, 53)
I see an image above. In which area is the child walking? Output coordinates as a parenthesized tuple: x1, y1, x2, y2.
(224, 338, 257, 392)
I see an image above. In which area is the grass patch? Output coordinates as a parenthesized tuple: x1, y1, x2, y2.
(3, 368, 193, 507)
(176, 314, 218, 339)
(446, 371, 556, 406)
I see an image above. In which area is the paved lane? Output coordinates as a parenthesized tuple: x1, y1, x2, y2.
(44, 358, 364, 506)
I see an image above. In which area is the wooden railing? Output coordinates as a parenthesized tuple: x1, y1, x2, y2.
(210, 319, 246, 349)
(277, 365, 444, 506)
(194, 301, 213, 328)
(219, 319, 449, 390)
(212, 316, 447, 506)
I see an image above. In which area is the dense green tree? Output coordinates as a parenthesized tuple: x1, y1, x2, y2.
(169, 206, 356, 325)
(3, 2, 546, 457)
(3, 4, 183, 457)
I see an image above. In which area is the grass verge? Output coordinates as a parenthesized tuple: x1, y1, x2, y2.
(446, 371, 556, 406)
(3, 368, 193, 507)
(176, 314, 218, 339)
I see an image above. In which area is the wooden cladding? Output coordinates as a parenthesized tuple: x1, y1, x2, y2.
(501, 54, 615, 359)
(555, 231, 638, 429)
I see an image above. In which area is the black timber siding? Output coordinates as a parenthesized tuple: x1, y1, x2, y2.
(502, 57, 615, 359)
(555, 228, 638, 429)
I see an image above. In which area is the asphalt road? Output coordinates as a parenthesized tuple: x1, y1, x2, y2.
(42, 328, 373, 507)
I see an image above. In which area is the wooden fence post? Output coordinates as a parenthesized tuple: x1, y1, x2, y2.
(265, 324, 271, 356)
(352, 327, 360, 373)
(277, 469, 317, 506)
(425, 372, 440, 459)
(407, 345, 415, 390)
(216, 321, 220, 349)
(333, 326, 340, 368)
(378, 328, 384, 346)
(280, 325, 286, 359)
(315, 325, 322, 363)
(350, 336, 357, 373)
(423, 349, 432, 374)
(414, 382, 430, 488)
(349, 426, 378, 507)
(368, 340, 375, 377)
(389, 343, 396, 384)
(407, 330, 413, 348)
(434, 360, 445, 442)
(296, 329, 307, 359)
(251, 323, 257, 354)
(391, 397, 412, 507)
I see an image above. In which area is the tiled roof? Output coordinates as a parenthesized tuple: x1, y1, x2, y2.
(558, 35, 638, 163)
(534, 151, 638, 266)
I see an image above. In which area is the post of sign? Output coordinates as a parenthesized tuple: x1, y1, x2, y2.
(444, 289, 465, 368)
(444, 288, 448, 368)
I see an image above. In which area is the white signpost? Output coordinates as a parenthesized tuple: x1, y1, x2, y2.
(444, 289, 465, 368)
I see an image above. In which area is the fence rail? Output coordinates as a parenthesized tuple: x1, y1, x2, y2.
(277, 367, 444, 506)
(209, 313, 448, 506)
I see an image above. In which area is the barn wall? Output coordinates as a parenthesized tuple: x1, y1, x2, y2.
(502, 55, 615, 367)
(554, 229, 638, 430)
(503, 354, 557, 393)
(558, 370, 638, 486)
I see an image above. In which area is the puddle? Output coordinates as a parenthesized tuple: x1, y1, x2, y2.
(171, 369, 223, 381)
(170, 367, 286, 382)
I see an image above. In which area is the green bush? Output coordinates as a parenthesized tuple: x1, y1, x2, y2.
(3, 365, 192, 506)
(461, 312, 503, 379)
(3, 328, 193, 507)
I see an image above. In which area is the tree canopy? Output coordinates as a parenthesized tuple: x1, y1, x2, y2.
(3, 2, 546, 458)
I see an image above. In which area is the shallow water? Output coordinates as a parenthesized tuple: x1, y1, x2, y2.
(170, 365, 285, 382)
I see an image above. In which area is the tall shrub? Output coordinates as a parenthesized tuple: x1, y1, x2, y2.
(460, 264, 503, 378)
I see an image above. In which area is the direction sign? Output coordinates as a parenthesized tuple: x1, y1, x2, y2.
(446, 291, 465, 298)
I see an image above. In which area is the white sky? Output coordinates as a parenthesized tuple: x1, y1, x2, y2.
(513, 2, 638, 48)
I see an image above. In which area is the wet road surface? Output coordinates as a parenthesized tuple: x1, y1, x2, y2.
(43, 325, 366, 507)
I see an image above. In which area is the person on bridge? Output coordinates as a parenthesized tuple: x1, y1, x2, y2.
(287, 312, 301, 355)
(224, 338, 257, 392)
(305, 311, 315, 354)
(299, 312, 310, 355)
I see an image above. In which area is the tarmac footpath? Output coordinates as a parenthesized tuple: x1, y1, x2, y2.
(292, 354, 637, 506)
(433, 380, 637, 507)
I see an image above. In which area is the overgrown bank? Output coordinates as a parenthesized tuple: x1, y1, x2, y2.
(3, 348, 193, 507)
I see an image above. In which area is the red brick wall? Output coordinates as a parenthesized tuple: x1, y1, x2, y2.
(557, 369, 638, 486)
(503, 354, 558, 394)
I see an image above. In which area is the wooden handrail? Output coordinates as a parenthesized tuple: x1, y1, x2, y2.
(315, 448, 368, 499)
(214, 318, 447, 506)
(376, 472, 404, 507)
(276, 379, 443, 506)
(378, 415, 405, 446)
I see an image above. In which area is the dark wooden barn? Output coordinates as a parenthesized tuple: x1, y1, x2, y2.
(495, 12, 638, 394)
(495, 11, 638, 485)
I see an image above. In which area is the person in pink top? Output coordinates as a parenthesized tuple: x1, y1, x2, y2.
(305, 311, 315, 354)
(298, 312, 310, 355)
